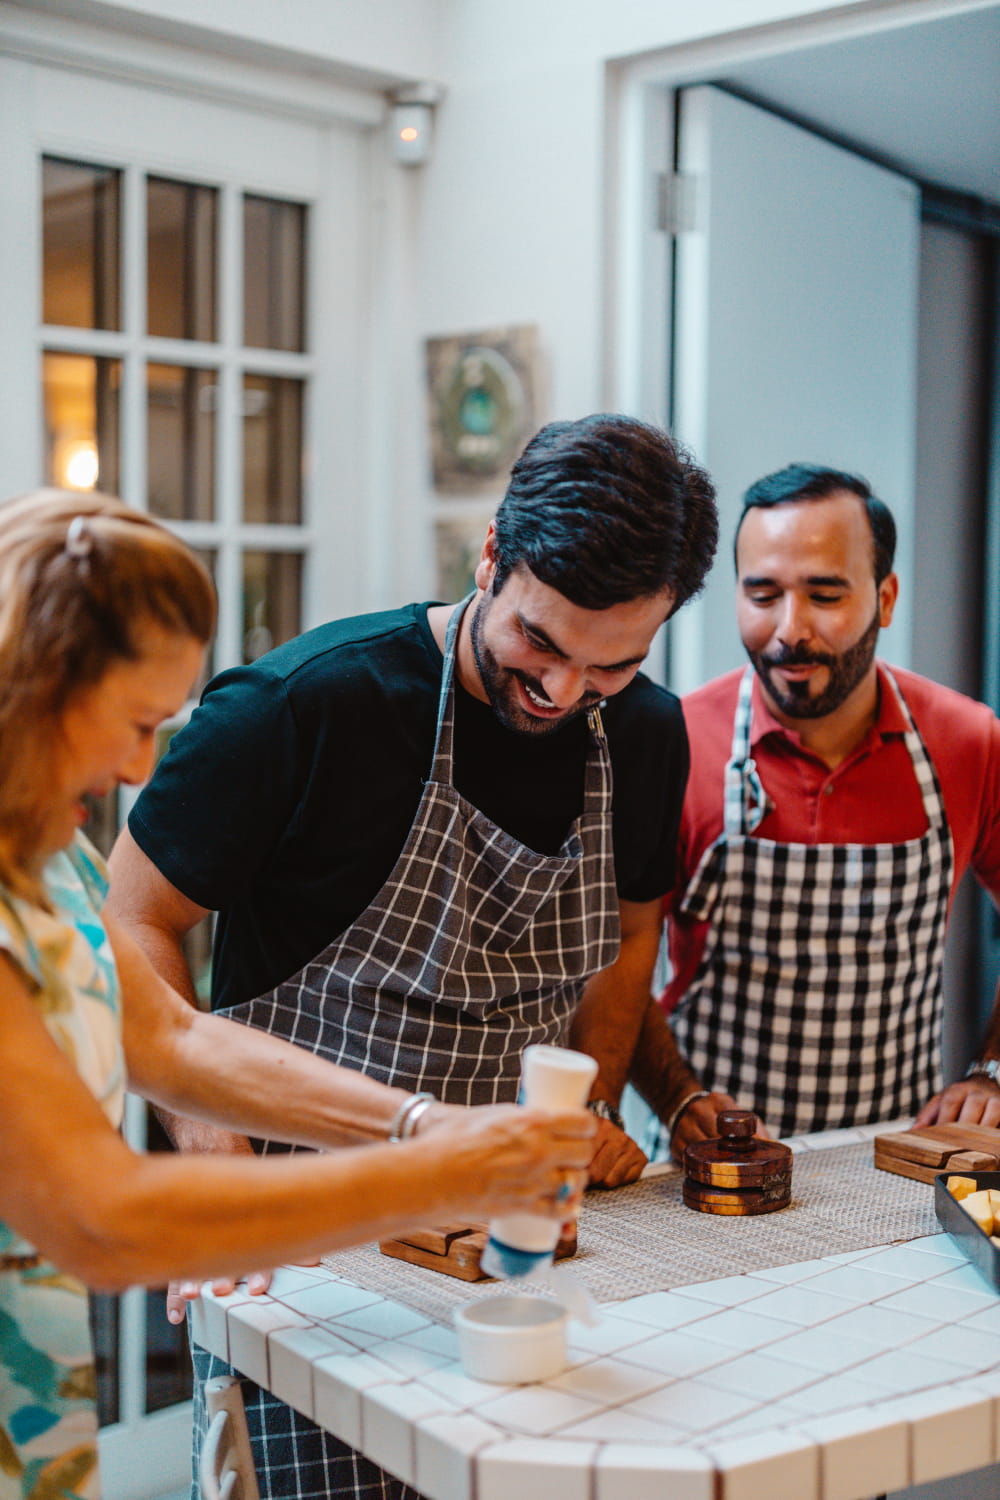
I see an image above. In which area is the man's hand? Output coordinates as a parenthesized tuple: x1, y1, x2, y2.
(914, 1079, 1000, 1129)
(669, 1090, 767, 1162)
(587, 1117, 647, 1188)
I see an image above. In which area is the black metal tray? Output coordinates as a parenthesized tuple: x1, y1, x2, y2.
(934, 1170, 1000, 1293)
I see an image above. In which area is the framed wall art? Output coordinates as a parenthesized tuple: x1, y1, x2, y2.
(425, 323, 541, 495)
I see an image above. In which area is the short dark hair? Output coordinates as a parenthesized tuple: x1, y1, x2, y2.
(736, 462, 896, 584)
(491, 414, 718, 612)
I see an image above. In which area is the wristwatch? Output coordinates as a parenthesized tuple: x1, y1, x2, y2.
(587, 1098, 625, 1131)
(965, 1059, 1000, 1084)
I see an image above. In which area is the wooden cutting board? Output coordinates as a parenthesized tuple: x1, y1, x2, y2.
(379, 1222, 577, 1281)
(874, 1123, 1000, 1183)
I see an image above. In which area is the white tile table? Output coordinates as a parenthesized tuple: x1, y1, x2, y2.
(194, 1122, 1000, 1500)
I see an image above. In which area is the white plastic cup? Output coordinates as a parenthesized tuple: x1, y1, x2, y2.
(454, 1294, 567, 1383)
(480, 1044, 598, 1279)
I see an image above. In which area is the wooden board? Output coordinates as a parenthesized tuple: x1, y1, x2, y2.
(379, 1223, 577, 1281)
(874, 1124, 1000, 1183)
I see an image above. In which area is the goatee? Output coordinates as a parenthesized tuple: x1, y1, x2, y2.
(751, 606, 881, 720)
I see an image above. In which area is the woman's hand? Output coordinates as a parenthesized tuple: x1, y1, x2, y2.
(430, 1103, 596, 1223)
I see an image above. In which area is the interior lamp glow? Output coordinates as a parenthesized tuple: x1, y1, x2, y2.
(63, 441, 99, 491)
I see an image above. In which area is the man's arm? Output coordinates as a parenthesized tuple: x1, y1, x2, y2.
(627, 995, 740, 1160)
(107, 830, 251, 1158)
(569, 898, 669, 1187)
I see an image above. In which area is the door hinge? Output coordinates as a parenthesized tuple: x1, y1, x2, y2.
(655, 171, 698, 235)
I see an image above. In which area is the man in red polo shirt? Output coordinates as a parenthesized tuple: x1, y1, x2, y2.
(619, 463, 1000, 1160)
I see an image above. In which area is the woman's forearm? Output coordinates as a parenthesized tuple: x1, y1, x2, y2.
(10, 1106, 586, 1293)
(136, 1005, 420, 1148)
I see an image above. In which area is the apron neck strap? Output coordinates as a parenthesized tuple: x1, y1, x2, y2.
(430, 593, 475, 778)
(724, 668, 771, 834)
(724, 662, 947, 836)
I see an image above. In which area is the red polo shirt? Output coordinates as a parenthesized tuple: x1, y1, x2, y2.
(661, 663, 1000, 1013)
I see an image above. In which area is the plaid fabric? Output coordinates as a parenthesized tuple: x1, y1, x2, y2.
(190, 1344, 422, 1500)
(210, 599, 620, 1494)
(667, 665, 953, 1141)
(224, 602, 619, 1106)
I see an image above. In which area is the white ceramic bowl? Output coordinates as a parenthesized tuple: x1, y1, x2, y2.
(453, 1294, 567, 1383)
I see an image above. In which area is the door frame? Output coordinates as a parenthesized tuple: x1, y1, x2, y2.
(605, 0, 1000, 1116)
(605, 0, 997, 437)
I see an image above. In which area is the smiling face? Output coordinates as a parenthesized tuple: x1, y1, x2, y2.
(47, 629, 204, 858)
(463, 531, 674, 736)
(736, 492, 898, 728)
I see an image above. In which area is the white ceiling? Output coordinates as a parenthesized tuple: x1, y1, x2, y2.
(719, 4, 1000, 206)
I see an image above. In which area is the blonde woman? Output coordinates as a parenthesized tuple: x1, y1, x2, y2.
(0, 490, 593, 1499)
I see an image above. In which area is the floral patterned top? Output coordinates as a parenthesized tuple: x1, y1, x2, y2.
(0, 832, 123, 1498)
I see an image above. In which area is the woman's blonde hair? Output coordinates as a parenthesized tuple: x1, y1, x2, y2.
(0, 489, 217, 900)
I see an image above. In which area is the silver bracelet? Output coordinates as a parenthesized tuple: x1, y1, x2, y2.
(388, 1091, 436, 1142)
(664, 1089, 710, 1139)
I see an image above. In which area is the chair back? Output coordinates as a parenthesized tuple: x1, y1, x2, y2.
(198, 1375, 260, 1500)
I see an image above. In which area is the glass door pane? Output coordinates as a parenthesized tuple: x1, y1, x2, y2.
(42, 157, 121, 330)
(42, 351, 121, 494)
(243, 194, 306, 352)
(242, 374, 303, 523)
(242, 550, 302, 662)
(147, 363, 216, 521)
(146, 176, 217, 341)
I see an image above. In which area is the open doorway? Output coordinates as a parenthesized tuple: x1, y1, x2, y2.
(614, 0, 1000, 1106)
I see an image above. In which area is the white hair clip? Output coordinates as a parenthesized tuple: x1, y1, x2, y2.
(65, 515, 94, 559)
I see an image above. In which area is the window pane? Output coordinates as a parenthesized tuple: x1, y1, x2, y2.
(191, 548, 218, 689)
(91, 1293, 120, 1426)
(242, 375, 303, 523)
(43, 351, 121, 495)
(147, 363, 216, 521)
(243, 195, 306, 352)
(242, 550, 302, 663)
(81, 791, 120, 859)
(43, 157, 121, 330)
(144, 1110, 194, 1415)
(146, 176, 217, 341)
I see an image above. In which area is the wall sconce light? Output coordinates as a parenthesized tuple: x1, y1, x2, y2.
(388, 83, 443, 167)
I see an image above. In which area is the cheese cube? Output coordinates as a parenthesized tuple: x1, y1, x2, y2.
(947, 1176, 979, 1200)
(962, 1189, 994, 1234)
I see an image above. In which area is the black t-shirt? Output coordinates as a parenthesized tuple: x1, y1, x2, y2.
(129, 604, 688, 1011)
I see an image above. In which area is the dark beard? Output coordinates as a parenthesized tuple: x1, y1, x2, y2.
(750, 606, 881, 720)
(469, 595, 599, 736)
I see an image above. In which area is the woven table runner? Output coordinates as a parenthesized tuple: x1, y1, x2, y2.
(320, 1140, 941, 1327)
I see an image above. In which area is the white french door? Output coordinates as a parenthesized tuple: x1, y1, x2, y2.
(0, 37, 374, 1499)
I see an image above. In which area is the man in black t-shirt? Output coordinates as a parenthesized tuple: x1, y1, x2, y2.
(108, 413, 719, 1500)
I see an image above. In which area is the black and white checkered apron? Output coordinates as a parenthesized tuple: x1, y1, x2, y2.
(657, 665, 953, 1148)
(192, 597, 620, 1500)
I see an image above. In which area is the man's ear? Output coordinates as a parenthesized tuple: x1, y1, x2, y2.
(878, 571, 899, 628)
(474, 520, 498, 594)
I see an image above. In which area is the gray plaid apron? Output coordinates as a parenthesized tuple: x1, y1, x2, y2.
(668, 664, 953, 1140)
(195, 596, 620, 1500)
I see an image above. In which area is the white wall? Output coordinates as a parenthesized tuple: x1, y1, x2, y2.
(21, 0, 446, 84)
(24, 0, 883, 606)
(421, 0, 859, 418)
(405, 0, 980, 607)
(11, 0, 988, 615)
